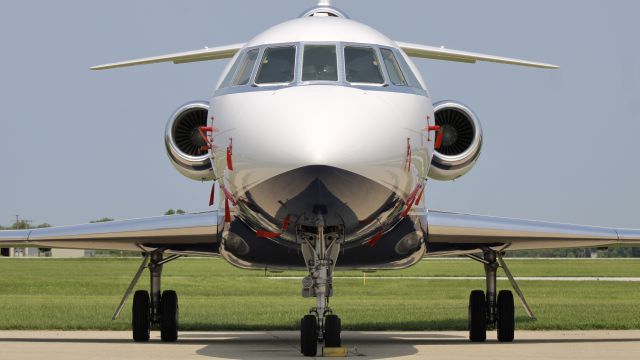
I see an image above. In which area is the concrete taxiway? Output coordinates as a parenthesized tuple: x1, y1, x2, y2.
(1, 330, 639, 359)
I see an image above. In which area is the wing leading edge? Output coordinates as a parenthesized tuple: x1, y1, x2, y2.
(397, 41, 559, 69)
(91, 43, 244, 70)
(0, 212, 219, 253)
(424, 210, 640, 255)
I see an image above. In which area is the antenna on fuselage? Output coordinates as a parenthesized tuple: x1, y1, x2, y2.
(301, 0, 348, 18)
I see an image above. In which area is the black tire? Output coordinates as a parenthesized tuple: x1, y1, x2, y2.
(468, 290, 487, 342)
(324, 314, 341, 347)
(300, 314, 318, 357)
(160, 290, 179, 342)
(132, 290, 150, 342)
(497, 290, 515, 342)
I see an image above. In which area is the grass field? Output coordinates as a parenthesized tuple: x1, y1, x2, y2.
(0, 257, 639, 331)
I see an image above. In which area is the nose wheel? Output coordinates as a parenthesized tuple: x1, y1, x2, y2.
(300, 315, 318, 356)
(300, 313, 342, 357)
(324, 314, 342, 347)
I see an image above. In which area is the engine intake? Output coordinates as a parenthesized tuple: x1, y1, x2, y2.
(165, 101, 214, 181)
(428, 101, 483, 181)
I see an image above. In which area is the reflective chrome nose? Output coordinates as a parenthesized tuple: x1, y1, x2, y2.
(243, 165, 398, 233)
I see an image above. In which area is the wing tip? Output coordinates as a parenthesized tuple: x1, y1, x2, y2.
(90, 63, 116, 70)
(538, 63, 560, 70)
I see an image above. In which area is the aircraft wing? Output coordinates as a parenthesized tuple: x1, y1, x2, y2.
(91, 43, 244, 70)
(424, 210, 640, 255)
(0, 212, 219, 254)
(396, 41, 559, 69)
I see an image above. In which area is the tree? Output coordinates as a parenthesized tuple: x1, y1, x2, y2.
(11, 220, 32, 230)
(90, 218, 114, 223)
(164, 209, 186, 216)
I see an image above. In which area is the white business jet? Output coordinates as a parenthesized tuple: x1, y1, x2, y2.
(1, 1, 638, 356)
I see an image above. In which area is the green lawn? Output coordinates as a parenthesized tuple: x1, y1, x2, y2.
(0, 258, 639, 331)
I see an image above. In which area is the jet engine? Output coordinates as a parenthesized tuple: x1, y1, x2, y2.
(165, 101, 214, 181)
(428, 101, 483, 181)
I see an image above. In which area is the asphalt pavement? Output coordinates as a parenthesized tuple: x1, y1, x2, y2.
(0, 330, 639, 359)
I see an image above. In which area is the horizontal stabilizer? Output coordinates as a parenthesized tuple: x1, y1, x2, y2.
(397, 41, 559, 69)
(91, 43, 244, 70)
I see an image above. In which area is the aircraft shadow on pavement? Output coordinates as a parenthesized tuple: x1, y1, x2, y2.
(188, 331, 640, 359)
(1, 331, 639, 360)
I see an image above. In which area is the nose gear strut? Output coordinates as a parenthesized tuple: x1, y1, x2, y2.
(297, 214, 344, 357)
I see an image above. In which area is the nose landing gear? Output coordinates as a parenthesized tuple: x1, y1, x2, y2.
(298, 216, 344, 356)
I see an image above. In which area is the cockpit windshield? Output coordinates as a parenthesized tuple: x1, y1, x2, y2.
(255, 46, 296, 84)
(344, 46, 384, 84)
(218, 42, 425, 93)
(302, 45, 338, 81)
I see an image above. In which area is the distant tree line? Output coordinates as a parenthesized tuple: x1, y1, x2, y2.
(1, 209, 188, 257)
(0, 209, 187, 230)
(506, 246, 640, 258)
(0, 220, 51, 231)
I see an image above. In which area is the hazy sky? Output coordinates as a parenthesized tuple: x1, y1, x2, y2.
(0, 0, 638, 229)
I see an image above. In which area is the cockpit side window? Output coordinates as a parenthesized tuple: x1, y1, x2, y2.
(393, 51, 423, 89)
(302, 45, 338, 81)
(219, 50, 245, 88)
(344, 46, 384, 84)
(255, 46, 296, 84)
(380, 48, 407, 86)
(232, 48, 259, 86)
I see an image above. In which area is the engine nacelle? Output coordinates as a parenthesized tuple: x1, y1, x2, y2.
(165, 101, 214, 181)
(428, 101, 483, 181)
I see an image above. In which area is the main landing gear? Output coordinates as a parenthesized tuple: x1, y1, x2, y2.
(298, 216, 344, 357)
(466, 250, 536, 342)
(112, 251, 182, 342)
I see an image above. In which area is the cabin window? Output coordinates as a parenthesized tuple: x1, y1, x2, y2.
(232, 48, 259, 86)
(255, 46, 296, 84)
(344, 46, 384, 84)
(380, 48, 407, 86)
(302, 45, 338, 81)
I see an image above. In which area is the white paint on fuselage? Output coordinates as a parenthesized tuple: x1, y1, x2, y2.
(246, 17, 396, 50)
(211, 85, 433, 199)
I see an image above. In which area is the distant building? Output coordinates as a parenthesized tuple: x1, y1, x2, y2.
(1, 247, 87, 258)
